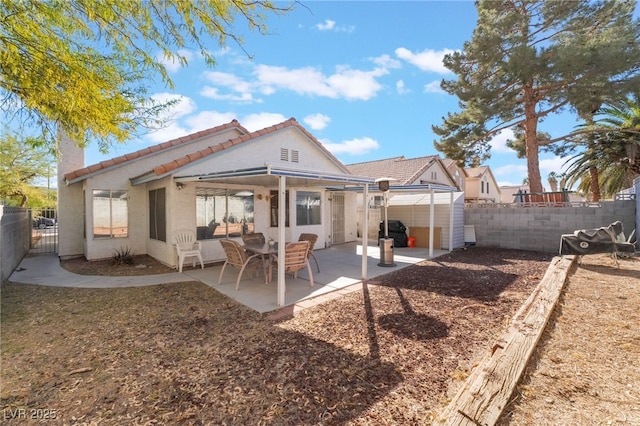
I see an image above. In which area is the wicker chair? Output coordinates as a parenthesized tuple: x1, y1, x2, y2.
(218, 239, 266, 289)
(173, 229, 204, 273)
(298, 233, 320, 273)
(280, 241, 314, 287)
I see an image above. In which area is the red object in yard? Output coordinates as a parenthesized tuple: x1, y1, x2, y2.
(407, 237, 416, 248)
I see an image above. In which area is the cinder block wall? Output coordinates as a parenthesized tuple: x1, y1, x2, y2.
(464, 200, 636, 253)
(0, 206, 31, 283)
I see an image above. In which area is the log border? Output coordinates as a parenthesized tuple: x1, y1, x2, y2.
(435, 255, 577, 426)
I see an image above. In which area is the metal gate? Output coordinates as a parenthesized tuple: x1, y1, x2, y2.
(332, 193, 345, 244)
(30, 208, 58, 254)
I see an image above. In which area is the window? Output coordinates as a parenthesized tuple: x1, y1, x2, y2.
(93, 189, 128, 239)
(149, 188, 166, 242)
(481, 181, 485, 193)
(270, 190, 289, 227)
(196, 188, 254, 239)
(296, 191, 321, 226)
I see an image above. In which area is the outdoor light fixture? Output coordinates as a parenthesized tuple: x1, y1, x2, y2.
(175, 182, 186, 190)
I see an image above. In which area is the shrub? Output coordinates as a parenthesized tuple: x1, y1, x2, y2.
(112, 247, 134, 265)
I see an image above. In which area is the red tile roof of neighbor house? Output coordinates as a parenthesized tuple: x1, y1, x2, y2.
(147, 118, 350, 179)
(346, 155, 441, 185)
(63, 120, 249, 182)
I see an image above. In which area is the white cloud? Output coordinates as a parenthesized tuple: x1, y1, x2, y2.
(315, 19, 336, 31)
(185, 111, 237, 133)
(488, 129, 516, 153)
(372, 54, 401, 69)
(144, 93, 198, 142)
(321, 137, 380, 155)
(493, 163, 528, 187)
(314, 19, 355, 33)
(241, 112, 288, 132)
(395, 47, 455, 74)
(156, 49, 195, 73)
(200, 71, 257, 103)
(424, 80, 443, 93)
(396, 80, 410, 94)
(539, 156, 568, 175)
(255, 64, 386, 101)
(304, 113, 331, 130)
(150, 93, 197, 120)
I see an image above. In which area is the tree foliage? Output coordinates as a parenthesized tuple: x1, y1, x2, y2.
(0, 130, 56, 207)
(433, 0, 640, 192)
(563, 95, 640, 199)
(0, 0, 293, 153)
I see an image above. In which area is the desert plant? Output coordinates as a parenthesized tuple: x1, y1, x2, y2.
(112, 247, 134, 265)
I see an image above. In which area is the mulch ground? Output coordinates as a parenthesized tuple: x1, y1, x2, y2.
(2, 247, 556, 424)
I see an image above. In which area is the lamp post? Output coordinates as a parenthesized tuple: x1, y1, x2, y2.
(375, 177, 396, 267)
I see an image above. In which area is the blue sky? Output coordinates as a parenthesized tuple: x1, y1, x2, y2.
(83, 1, 639, 188)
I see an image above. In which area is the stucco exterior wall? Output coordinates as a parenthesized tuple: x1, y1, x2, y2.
(57, 132, 85, 259)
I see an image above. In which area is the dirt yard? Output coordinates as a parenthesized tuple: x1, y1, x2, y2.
(498, 254, 640, 425)
(1, 248, 637, 425)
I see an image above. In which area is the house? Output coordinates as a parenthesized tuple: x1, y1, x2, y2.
(346, 155, 464, 252)
(500, 184, 530, 203)
(463, 166, 501, 203)
(347, 155, 458, 188)
(57, 118, 376, 269)
(441, 158, 467, 192)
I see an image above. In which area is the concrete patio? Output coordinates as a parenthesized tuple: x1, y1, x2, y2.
(186, 241, 447, 313)
(11, 240, 447, 314)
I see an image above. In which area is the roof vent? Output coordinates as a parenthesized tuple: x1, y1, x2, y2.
(280, 148, 288, 161)
(291, 150, 299, 163)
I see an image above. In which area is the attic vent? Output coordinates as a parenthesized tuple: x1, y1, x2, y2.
(291, 150, 299, 163)
(280, 148, 288, 161)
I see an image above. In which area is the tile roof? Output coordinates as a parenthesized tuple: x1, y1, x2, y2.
(464, 166, 489, 179)
(346, 155, 441, 185)
(130, 118, 351, 183)
(63, 120, 249, 182)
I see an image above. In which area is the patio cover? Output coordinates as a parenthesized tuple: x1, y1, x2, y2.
(174, 166, 458, 306)
(174, 165, 375, 306)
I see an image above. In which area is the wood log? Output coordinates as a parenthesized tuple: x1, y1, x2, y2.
(435, 255, 576, 426)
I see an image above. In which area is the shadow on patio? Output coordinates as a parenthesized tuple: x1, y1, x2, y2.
(184, 241, 447, 313)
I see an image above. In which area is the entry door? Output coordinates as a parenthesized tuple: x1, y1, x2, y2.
(332, 193, 345, 244)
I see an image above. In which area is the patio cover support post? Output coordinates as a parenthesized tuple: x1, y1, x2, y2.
(361, 183, 369, 280)
(277, 175, 286, 306)
(429, 189, 435, 258)
(449, 191, 454, 252)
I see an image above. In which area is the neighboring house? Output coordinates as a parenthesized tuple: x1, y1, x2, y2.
(441, 158, 467, 192)
(464, 166, 501, 203)
(57, 118, 373, 270)
(346, 155, 464, 251)
(346, 155, 458, 188)
(500, 185, 530, 203)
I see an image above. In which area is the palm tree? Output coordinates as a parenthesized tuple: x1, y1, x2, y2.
(563, 95, 640, 199)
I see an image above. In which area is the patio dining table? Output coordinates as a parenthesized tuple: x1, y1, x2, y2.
(243, 242, 278, 283)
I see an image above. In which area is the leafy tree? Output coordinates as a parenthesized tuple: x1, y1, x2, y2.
(563, 95, 640, 199)
(433, 0, 640, 193)
(0, 0, 293, 153)
(0, 131, 56, 207)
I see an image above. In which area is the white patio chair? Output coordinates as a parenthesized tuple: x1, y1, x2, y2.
(173, 229, 204, 273)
